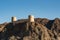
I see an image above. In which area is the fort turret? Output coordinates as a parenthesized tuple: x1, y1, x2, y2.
(28, 15, 34, 23)
(11, 16, 17, 22)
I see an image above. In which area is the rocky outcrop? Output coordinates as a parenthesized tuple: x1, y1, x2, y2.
(0, 18, 60, 40)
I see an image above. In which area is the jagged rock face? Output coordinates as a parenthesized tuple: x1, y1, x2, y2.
(51, 18, 60, 33)
(0, 18, 60, 40)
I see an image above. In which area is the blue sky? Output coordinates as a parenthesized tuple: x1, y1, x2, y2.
(0, 0, 60, 23)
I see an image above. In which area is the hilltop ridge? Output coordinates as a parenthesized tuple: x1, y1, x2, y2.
(0, 16, 60, 40)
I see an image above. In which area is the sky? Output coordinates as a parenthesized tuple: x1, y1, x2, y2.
(0, 0, 60, 23)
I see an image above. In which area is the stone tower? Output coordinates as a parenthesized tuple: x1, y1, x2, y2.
(28, 15, 34, 23)
(11, 16, 16, 22)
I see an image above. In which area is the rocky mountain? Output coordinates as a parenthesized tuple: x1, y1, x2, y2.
(0, 18, 60, 40)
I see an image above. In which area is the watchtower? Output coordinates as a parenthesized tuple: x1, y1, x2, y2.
(11, 16, 17, 22)
(28, 15, 34, 23)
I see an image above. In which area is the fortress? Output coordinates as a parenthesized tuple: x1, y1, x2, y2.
(0, 15, 35, 32)
(0, 15, 60, 40)
(11, 15, 34, 23)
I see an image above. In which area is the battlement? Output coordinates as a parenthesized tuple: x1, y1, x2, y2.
(11, 15, 35, 23)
